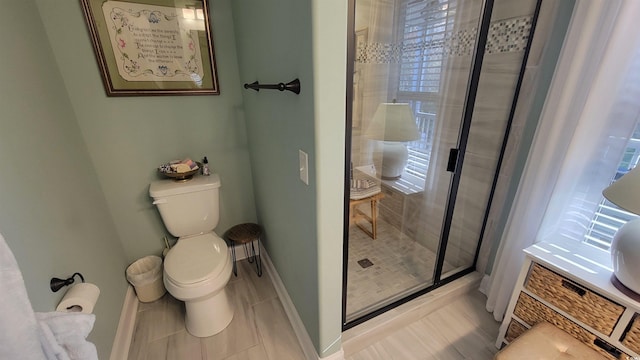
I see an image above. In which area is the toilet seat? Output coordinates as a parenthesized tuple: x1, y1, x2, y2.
(164, 233, 228, 285)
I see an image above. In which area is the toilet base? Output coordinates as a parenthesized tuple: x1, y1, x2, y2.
(184, 287, 234, 337)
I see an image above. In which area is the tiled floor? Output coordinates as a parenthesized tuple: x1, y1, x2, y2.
(127, 259, 305, 360)
(344, 290, 501, 360)
(127, 256, 501, 360)
(346, 218, 454, 321)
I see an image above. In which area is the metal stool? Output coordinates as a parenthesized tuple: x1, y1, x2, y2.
(227, 223, 262, 277)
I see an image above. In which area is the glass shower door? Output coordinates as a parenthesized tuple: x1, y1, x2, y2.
(439, 0, 539, 281)
(346, 0, 486, 323)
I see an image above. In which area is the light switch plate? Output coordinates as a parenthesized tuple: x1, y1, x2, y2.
(299, 150, 309, 185)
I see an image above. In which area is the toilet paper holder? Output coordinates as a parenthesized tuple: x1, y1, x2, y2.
(50, 272, 84, 292)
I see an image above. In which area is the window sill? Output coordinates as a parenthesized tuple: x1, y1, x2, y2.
(354, 165, 425, 196)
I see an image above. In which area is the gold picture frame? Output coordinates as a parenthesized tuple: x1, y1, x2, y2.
(80, 0, 220, 96)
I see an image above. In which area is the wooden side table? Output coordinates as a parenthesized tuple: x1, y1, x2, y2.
(349, 192, 384, 239)
(227, 223, 262, 277)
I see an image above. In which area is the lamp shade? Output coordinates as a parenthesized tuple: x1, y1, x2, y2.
(365, 103, 420, 142)
(603, 165, 640, 215)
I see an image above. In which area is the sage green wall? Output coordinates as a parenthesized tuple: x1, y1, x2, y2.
(311, 0, 348, 355)
(35, 0, 257, 263)
(0, 1, 128, 358)
(0, 0, 256, 357)
(231, 0, 346, 356)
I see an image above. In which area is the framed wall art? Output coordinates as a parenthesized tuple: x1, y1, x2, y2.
(80, 0, 220, 96)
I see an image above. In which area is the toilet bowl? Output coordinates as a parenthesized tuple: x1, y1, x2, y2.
(163, 232, 233, 337)
(149, 174, 234, 337)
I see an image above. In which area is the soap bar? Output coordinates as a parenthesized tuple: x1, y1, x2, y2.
(171, 163, 192, 173)
(182, 159, 197, 169)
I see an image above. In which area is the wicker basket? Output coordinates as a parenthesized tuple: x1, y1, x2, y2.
(622, 314, 640, 354)
(514, 293, 628, 360)
(525, 263, 624, 336)
(505, 319, 528, 343)
(514, 293, 595, 344)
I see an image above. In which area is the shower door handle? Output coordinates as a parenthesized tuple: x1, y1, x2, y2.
(446, 148, 460, 173)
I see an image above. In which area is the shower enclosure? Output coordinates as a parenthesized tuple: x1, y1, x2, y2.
(343, 0, 542, 326)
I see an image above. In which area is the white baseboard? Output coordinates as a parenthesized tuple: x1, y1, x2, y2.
(109, 285, 138, 360)
(260, 245, 345, 360)
(320, 348, 345, 360)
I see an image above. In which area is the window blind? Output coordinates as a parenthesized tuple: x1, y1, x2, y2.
(398, 0, 457, 93)
(584, 125, 640, 250)
(396, 0, 456, 180)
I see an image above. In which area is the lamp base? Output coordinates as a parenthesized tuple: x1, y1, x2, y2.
(380, 142, 408, 180)
(611, 217, 640, 295)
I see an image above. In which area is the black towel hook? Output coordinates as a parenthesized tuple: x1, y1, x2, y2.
(244, 78, 301, 94)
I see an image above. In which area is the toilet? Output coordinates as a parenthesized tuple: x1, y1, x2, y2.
(149, 174, 233, 337)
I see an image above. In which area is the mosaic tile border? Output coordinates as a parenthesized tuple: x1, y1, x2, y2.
(356, 15, 533, 63)
(485, 16, 533, 54)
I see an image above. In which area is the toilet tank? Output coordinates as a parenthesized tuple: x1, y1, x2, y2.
(149, 174, 221, 238)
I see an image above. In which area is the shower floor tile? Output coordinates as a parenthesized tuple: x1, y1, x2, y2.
(346, 219, 454, 321)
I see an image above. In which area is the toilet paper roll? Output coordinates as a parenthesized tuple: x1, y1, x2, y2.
(56, 283, 100, 314)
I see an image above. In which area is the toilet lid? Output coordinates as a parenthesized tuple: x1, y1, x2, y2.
(164, 233, 228, 285)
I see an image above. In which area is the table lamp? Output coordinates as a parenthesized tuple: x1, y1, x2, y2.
(602, 165, 640, 294)
(365, 102, 420, 179)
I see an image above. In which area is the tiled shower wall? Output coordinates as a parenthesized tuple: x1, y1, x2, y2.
(476, 0, 568, 274)
(351, 0, 541, 268)
(444, 0, 539, 268)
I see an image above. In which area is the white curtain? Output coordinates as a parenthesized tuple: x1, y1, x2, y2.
(484, 0, 640, 321)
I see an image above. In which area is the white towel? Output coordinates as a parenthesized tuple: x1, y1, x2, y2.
(0, 232, 46, 360)
(0, 233, 98, 360)
(35, 312, 97, 360)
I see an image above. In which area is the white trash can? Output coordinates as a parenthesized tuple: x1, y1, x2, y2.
(126, 255, 166, 302)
